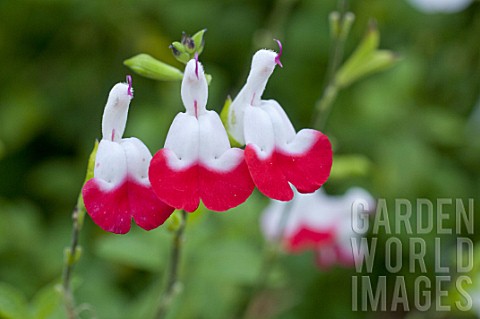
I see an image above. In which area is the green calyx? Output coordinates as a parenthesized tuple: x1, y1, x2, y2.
(220, 96, 243, 147)
(76, 140, 99, 229)
(170, 29, 207, 64)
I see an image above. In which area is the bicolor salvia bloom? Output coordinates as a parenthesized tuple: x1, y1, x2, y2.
(82, 77, 174, 234)
(149, 56, 254, 212)
(261, 187, 375, 268)
(226, 41, 333, 201)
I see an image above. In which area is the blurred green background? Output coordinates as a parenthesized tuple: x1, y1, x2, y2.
(0, 0, 479, 318)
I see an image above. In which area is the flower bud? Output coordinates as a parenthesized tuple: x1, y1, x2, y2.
(191, 29, 207, 55)
(64, 246, 82, 266)
(329, 11, 355, 40)
(181, 32, 196, 53)
(170, 41, 191, 64)
(124, 54, 183, 81)
(329, 11, 341, 39)
(339, 12, 355, 40)
(169, 29, 208, 64)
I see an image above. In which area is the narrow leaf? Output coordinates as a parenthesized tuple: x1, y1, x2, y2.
(0, 282, 29, 319)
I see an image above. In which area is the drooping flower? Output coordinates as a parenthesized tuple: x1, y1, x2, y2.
(261, 187, 375, 268)
(149, 56, 255, 212)
(82, 76, 174, 234)
(407, 0, 472, 13)
(226, 41, 333, 201)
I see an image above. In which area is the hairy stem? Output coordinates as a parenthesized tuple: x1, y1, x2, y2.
(155, 210, 187, 319)
(313, 0, 349, 130)
(62, 206, 81, 319)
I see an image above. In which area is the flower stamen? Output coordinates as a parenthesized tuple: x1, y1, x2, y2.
(274, 39, 283, 68)
(126, 75, 133, 97)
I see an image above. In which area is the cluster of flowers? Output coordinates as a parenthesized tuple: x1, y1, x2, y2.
(82, 43, 333, 234)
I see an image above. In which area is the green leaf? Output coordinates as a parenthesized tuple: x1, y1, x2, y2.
(30, 284, 62, 319)
(94, 230, 169, 272)
(335, 20, 384, 88)
(348, 20, 380, 64)
(219, 96, 243, 147)
(329, 154, 372, 180)
(197, 240, 260, 284)
(0, 282, 29, 319)
(336, 50, 399, 88)
(335, 21, 399, 88)
(124, 54, 183, 81)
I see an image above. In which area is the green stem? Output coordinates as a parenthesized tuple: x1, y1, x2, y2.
(62, 206, 81, 319)
(242, 202, 293, 319)
(155, 210, 187, 319)
(313, 0, 349, 131)
(253, 0, 299, 50)
(314, 84, 339, 131)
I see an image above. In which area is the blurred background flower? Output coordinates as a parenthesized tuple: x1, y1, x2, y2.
(407, 0, 473, 13)
(261, 187, 375, 268)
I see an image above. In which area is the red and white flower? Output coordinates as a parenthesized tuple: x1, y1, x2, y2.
(82, 76, 174, 234)
(149, 57, 254, 212)
(261, 187, 375, 268)
(226, 41, 333, 201)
